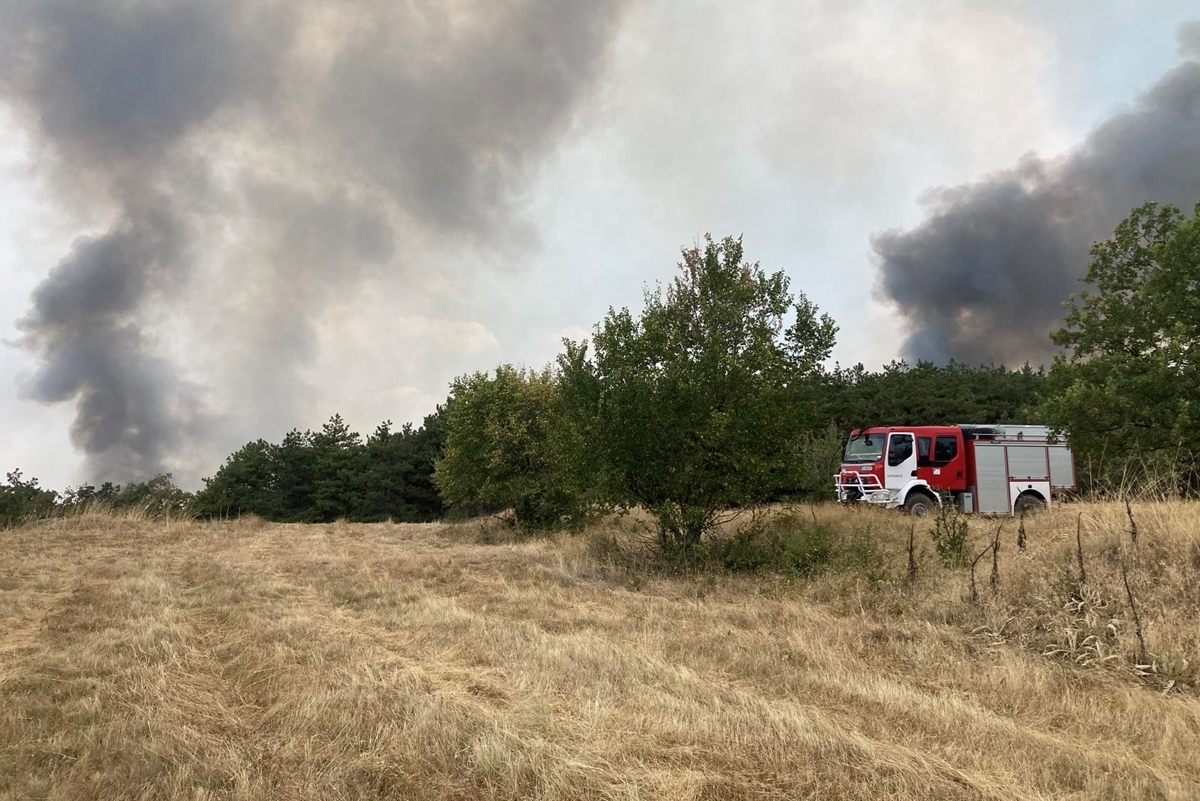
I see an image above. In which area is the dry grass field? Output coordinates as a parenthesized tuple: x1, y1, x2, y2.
(1, 501, 1199, 800)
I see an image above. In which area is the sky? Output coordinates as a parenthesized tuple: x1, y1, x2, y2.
(1, 0, 1198, 492)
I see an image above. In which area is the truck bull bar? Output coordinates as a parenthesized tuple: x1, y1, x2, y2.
(834, 472, 893, 505)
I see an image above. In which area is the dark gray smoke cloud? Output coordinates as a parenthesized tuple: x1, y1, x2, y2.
(16, 207, 201, 480)
(0, 0, 629, 482)
(873, 31, 1200, 367)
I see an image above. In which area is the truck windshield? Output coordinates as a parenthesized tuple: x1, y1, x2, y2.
(843, 434, 883, 463)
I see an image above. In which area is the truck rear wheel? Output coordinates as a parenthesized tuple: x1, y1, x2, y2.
(1014, 492, 1046, 516)
(904, 492, 935, 517)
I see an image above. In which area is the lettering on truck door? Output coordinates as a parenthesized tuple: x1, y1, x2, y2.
(886, 432, 917, 494)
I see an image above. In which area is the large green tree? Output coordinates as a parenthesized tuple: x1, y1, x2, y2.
(308, 414, 365, 522)
(564, 235, 838, 550)
(1041, 201, 1200, 490)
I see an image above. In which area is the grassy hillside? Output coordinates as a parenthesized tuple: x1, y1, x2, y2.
(1, 502, 1198, 799)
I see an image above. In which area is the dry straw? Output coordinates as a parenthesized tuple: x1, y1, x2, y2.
(1, 500, 1198, 799)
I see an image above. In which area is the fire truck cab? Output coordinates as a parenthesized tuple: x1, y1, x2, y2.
(834, 424, 1076, 516)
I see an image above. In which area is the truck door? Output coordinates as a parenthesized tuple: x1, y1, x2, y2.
(932, 433, 967, 491)
(885, 432, 917, 492)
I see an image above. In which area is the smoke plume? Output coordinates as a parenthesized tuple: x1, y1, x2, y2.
(873, 27, 1200, 367)
(0, 0, 629, 482)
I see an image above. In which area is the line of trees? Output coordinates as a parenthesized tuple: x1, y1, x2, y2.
(0, 469, 192, 526)
(431, 360, 1054, 527)
(4, 202, 1196, 530)
(193, 412, 445, 523)
(1, 411, 446, 525)
(0, 356, 1052, 529)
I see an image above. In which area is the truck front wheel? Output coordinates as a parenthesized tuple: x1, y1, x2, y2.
(904, 492, 936, 517)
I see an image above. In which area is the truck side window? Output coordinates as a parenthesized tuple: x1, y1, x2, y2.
(933, 435, 958, 465)
(888, 434, 913, 467)
(917, 437, 932, 467)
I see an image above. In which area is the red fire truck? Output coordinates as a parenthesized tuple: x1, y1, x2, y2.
(834, 424, 1076, 516)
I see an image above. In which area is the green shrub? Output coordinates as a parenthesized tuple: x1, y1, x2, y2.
(930, 496, 970, 567)
(714, 518, 833, 576)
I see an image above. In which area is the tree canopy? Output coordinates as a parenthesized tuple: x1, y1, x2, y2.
(194, 410, 445, 523)
(1040, 201, 1200, 490)
(817, 360, 1046, 432)
(433, 366, 597, 528)
(562, 234, 838, 548)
